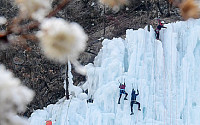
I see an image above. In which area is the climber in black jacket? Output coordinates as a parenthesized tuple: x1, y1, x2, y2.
(130, 88, 141, 115)
(155, 20, 167, 40)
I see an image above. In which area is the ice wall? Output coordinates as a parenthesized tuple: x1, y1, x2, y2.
(29, 19, 200, 125)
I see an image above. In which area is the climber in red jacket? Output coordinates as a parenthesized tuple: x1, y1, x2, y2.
(118, 82, 128, 104)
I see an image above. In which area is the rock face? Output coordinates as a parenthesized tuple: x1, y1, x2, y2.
(0, 44, 65, 116)
(0, 0, 181, 117)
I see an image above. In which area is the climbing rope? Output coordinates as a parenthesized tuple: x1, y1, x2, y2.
(132, 29, 148, 125)
(152, 30, 157, 125)
(186, 28, 189, 125)
(154, 34, 157, 125)
(182, 25, 185, 125)
(136, 28, 148, 124)
(150, 29, 157, 125)
(134, 34, 139, 90)
(143, 28, 148, 125)
(133, 33, 139, 125)
(185, 62, 189, 125)
(162, 26, 166, 125)
(170, 24, 174, 125)
(175, 25, 179, 125)
(176, 53, 178, 125)
(66, 95, 73, 125)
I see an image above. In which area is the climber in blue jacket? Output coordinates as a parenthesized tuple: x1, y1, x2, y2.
(130, 88, 141, 115)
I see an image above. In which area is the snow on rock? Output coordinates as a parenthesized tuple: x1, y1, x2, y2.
(29, 19, 200, 125)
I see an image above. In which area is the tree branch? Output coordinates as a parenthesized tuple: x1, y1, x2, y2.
(0, 0, 71, 44)
(47, 0, 71, 18)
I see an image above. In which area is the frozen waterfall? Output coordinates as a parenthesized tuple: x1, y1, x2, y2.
(29, 19, 200, 125)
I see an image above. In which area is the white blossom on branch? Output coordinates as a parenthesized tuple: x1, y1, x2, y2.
(0, 65, 34, 125)
(14, 0, 52, 21)
(37, 18, 88, 74)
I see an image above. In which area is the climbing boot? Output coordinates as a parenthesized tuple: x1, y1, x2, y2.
(130, 112, 134, 115)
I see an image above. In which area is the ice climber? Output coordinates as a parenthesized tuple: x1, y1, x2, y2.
(155, 20, 167, 40)
(130, 88, 141, 115)
(118, 82, 128, 104)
